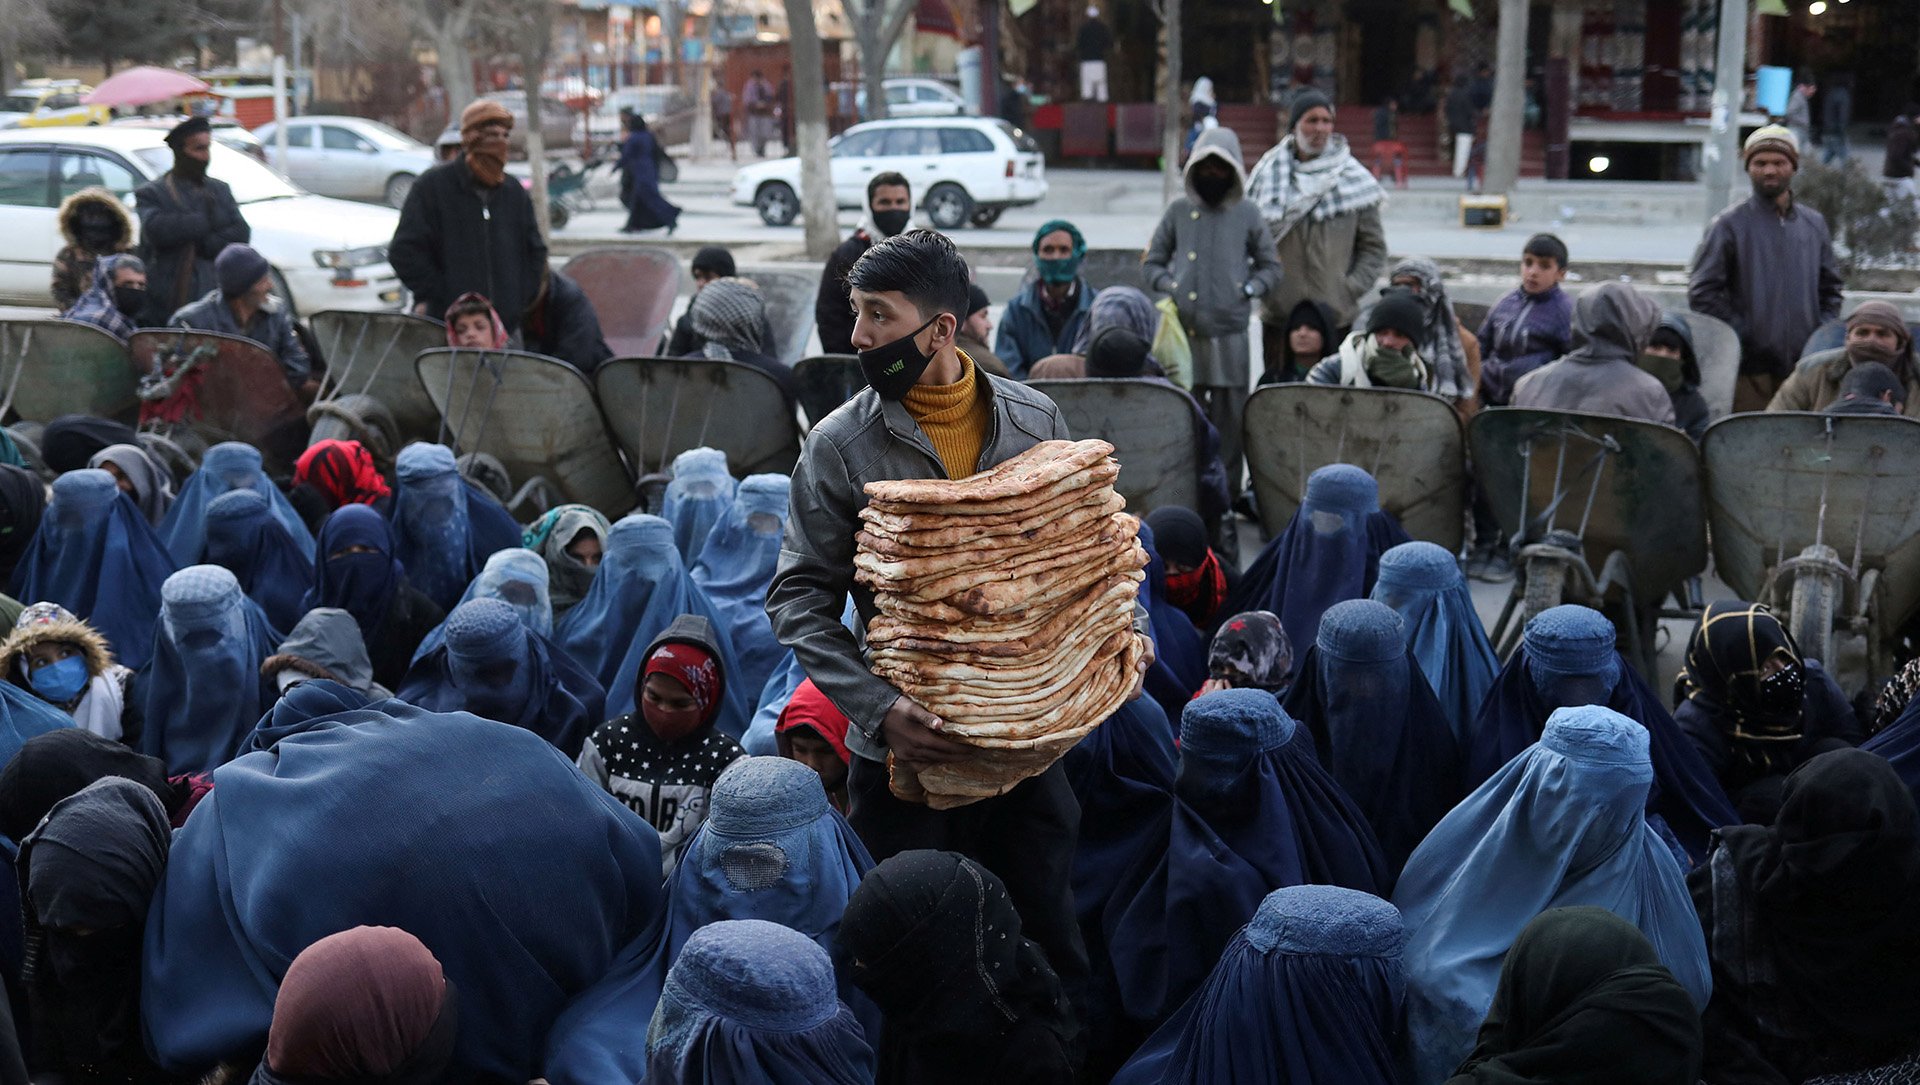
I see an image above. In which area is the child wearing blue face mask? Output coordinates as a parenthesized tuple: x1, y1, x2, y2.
(2, 602, 135, 742)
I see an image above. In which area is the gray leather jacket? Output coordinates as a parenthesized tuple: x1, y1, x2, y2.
(767, 371, 1071, 762)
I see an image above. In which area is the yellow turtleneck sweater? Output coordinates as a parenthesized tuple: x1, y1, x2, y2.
(902, 352, 990, 480)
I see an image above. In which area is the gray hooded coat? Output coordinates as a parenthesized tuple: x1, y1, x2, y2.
(259, 607, 393, 699)
(1512, 283, 1676, 426)
(1143, 127, 1283, 386)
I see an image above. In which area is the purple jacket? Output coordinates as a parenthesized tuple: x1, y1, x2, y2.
(1476, 285, 1573, 406)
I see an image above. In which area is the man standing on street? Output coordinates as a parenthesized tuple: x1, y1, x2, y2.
(813, 172, 913, 355)
(1688, 125, 1843, 412)
(135, 116, 250, 326)
(389, 99, 547, 336)
(1077, 6, 1112, 103)
(743, 69, 777, 155)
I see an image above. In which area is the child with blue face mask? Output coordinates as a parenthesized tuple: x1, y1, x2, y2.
(2, 602, 135, 742)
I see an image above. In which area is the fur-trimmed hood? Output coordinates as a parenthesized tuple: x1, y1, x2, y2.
(2, 612, 115, 681)
(57, 185, 134, 251)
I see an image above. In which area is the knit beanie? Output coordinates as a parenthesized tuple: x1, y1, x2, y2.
(215, 244, 270, 299)
(1367, 289, 1426, 341)
(1742, 124, 1799, 168)
(1847, 301, 1912, 351)
(1289, 88, 1334, 131)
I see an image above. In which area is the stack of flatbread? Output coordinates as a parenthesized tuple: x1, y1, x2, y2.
(857, 439, 1150, 809)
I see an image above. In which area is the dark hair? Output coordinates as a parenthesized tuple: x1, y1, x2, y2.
(1839, 361, 1907, 406)
(446, 296, 494, 325)
(847, 229, 970, 322)
(867, 171, 911, 207)
(1523, 232, 1569, 268)
(1649, 324, 1689, 354)
(691, 246, 736, 278)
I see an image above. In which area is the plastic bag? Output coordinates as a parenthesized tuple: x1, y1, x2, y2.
(1151, 295, 1194, 390)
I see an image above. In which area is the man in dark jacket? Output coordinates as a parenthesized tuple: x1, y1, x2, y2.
(521, 267, 613, 373)
(390, 99, 547, 335)
(135, 116, 250, 326)
(1688, 125, 1843, 412)
(812, 171, 911, 355)
(169, 243, 312, 391)
(994, 219, 1092, 379)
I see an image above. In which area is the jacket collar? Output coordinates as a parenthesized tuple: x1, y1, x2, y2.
(878, 349, 998, 476)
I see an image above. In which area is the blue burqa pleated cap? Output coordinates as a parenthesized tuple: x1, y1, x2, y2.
(1304, 463, 1381, 516)
(1523, 605, 1621, 684)
(1316, 599, 1406, 663)
(1180, 688, 1295, 768)
(706, 755, 829, 838)
(445, 597, 525, 661)
(1245, 883, 1406, 957)
(161, 563, 245, 631)
(1374, 540, 1462, 593)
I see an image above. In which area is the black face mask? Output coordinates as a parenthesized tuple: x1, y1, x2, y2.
(872, 208, 911, 237)
(1192, 172, 1233, 206)
(112, 285, 146, 316)
(171, 150, 208, 183)
(859, 312, 941, 400)
(75, 213, 118, 251)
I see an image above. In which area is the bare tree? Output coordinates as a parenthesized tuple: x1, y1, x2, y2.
(842, 0, 915, 122)
(1150, 0, 1182, 205)
(782, 0, 837, 258)
(481, 0, 554, 241)
(0, 0, 58, 95)
(410, 0, 481, 119)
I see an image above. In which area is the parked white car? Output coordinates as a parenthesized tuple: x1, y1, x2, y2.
(253, 116, 438, 208)
(731, 117, 1045, 230)
(0, 127, 404, 314)
(875, 78, 971, 118)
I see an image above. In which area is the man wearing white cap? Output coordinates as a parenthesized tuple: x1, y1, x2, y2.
(1688, 124, 1843, 412)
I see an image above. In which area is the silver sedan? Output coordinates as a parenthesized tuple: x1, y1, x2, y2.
(254, 116, 439, 208)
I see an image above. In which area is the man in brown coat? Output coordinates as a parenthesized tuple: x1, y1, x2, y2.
(1768, 301, 1920, 418)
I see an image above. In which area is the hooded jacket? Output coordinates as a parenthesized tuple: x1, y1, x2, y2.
(51, 187, 134, 313)
(1655, 313, 1711, 442)
(1143, 128, 1283, 342)
(1512, 284, 1677, 426)
(576, 613, 747, 878)
(259, 607, 394, 699)
(1, 609, 136, 742)
(1769, 342, 1920, 419)
(1258, 298, 1339, 385)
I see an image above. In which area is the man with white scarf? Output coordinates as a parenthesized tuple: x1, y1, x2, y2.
(1246, 89, 1389, 372)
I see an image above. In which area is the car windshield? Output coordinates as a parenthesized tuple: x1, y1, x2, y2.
(135, 143, 304, 203)
(0, 94, 38, 113)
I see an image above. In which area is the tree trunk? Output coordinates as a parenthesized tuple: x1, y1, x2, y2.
(783, 0, 838, 258)
(1482, 0, 1528, 194)
(1159, 0, 1181, 206)
(522, 27, 552, 244)
(859, 16, 888, 121)
(431, 14, 476, 119)
(691, 0, 720, 158)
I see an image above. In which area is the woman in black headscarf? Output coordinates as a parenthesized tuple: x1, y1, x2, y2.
(840, 850, 1081, 1085)
(1690, 749, 1920, 1084)
(19, 776, 191, 1085)
(1448, 906, 1702, 1084)
(39, 415, 138, 475)
(0, 728, 206, 841)
(1143, 507, 1234, 629)
(0, 466, 44, 589)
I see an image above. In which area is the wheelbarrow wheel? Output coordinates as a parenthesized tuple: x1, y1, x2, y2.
(1522, 558, 1567, 627)
(1789, 571, 1839, 669)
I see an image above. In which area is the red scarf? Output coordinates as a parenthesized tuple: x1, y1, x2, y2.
(1164, 549, 1228, 627)
(295, 440, 391, 509)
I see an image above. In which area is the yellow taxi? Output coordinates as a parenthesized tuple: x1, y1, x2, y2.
(0, 80, 111, 128)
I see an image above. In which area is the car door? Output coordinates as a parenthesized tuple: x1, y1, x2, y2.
(938, 126, 999, 198)
(267, 123, 321, 191)
(318, 125, 380, 198)
(827, 128, 884, 207)
(880, 126, 943, 191)
(0, 147, 57, 302)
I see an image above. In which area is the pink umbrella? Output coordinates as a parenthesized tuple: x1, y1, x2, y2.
(84, 67, 212, 108)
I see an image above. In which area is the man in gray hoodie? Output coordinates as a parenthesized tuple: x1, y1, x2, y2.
(1512, 282, 1675, 426)
(1143, 126, 1283, 494)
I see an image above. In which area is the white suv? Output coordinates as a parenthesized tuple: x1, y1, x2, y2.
(731, 117, 1046, 230)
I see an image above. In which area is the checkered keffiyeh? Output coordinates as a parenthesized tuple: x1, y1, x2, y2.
(1245, 133, 1386, 239)
(691, 278, 767, 360)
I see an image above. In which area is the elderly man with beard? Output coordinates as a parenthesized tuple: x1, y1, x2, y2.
(1689, 125, 1843, 412)
(1770, 301, 1920, 418)
(134, 116, 250, 326)
(390, 99, 547, 335)
(1246, 90, 1388, 371)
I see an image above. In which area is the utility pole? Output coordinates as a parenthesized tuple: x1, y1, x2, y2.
(1702, 0, 1748, 228)
(1483, 0, 1527, 193)
(1156, 0, 1181, 206)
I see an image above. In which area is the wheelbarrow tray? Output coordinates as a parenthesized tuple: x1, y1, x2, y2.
(0, 319, 138, 424)
(415, 347, 636, 515)
(593, 356, 801, 478)
(563, 247, 681, 359)
(1702, 411, 1920, 641)
(792, 355, 863, 430)
(128, 329, 307, 470)
(308, 310, 448, 444)
(1470, 407, 1707, 608)
(1678, 310, 1740, 423)
(1244, 384, 1466, 550)
(1030, 378, 1199, 516)
(751, 269, 819, 366)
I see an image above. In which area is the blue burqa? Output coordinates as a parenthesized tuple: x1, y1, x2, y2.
(1370, 540, 1498, 743)
(1282, 598, 1464, 875)
(1864, 695, 1920, 802)
(1112, 885, 1407, 1085)
(10, 469, 175, 669)
(137, 565, 282, 774)
(1138, 522, 1207, 718)
(396, 598, 605, 760)
(661, 447, 736, 568)
(202, 488, 314, 634)
(642, 920, 873, 1085)
(544, 757, 876, 1085)
(302, 504, 405, 639)
(1220, 464, 1411, 672)
(409, 547, 555, 665)
(554, 514, 751, 733)
(386, 443, 523, 612)
(1100, 689, 1389, 1040)
(1466, 605, 1739, 863)
(1392, 705, 1712, 1084)
(0, 681, 70, 774)
(157, 441, 315, 565)
(691, 473, 789, 698)
(141, 702, 664, 1081)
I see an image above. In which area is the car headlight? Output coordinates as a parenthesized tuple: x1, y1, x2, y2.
(313, 245, 387, 270)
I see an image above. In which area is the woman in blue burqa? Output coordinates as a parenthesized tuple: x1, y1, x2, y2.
(136, 565, 281, 774)
(302, 504, 445, 692)
(157, 441, 314, 566)
(408, 547, 554, 665)
(397, 597, 604, 759)
(662, 447, 735, 567)
(384, 443, 523, 612)
(691, 473, 790, 697)
(554, 513, 751, 734)
(201, 489, 313, 634)
(617, 110, 681, 235)
(12, 468, 175, 670)
(1393, 704, 1711, 1083)
(544, 757, 876, 1085)
(141, 701, 664, 1082)
(1369, 540, 1498, 743)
